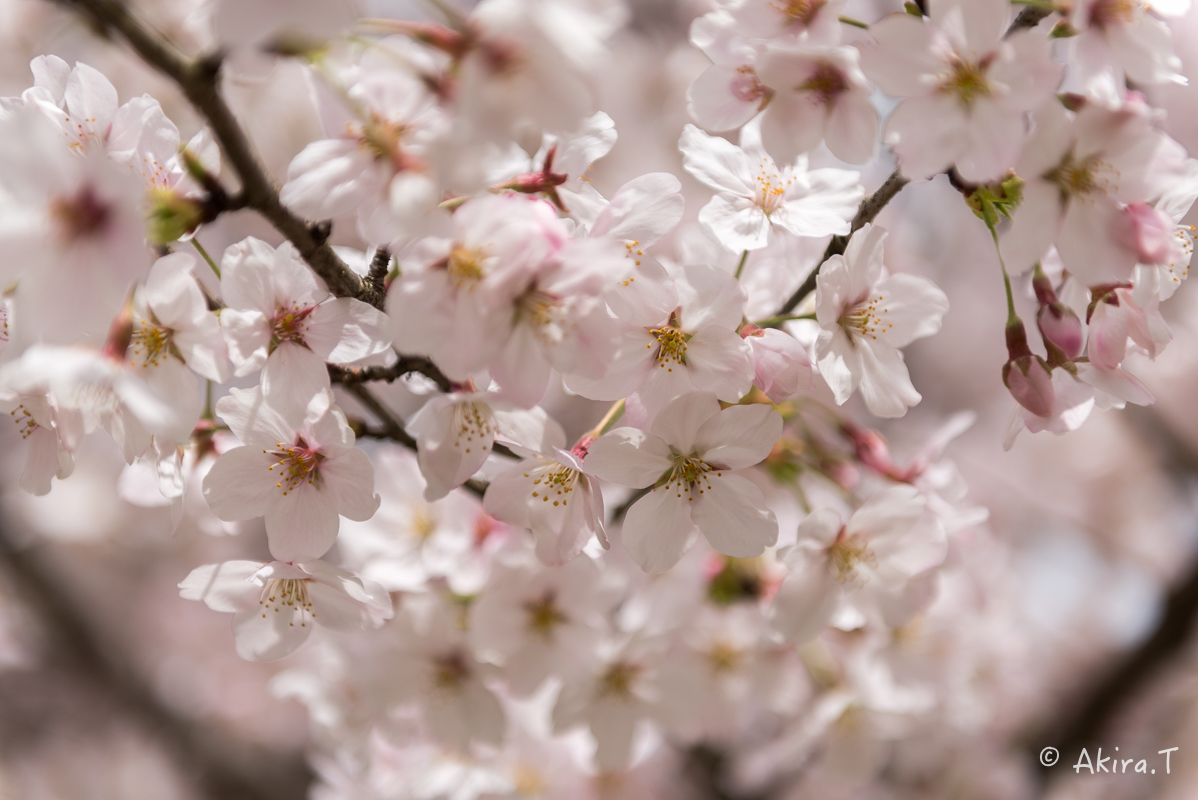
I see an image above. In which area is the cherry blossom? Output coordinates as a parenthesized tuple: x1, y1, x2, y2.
(202, 385, 380, 563)
(565, 263, 755, 419)
(815, 224, 949, 418)
(858, 0, 1061, 182)
(179, 559, 393, 661)
(771, 485, 947, 643)
(585, 392, 782, 573)
(680, 121, 862, 252)
(1002, 97, 1189, 282)
(219, 237, 390, 392)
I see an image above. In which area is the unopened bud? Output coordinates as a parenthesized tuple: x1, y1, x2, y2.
(147, 187, 204, 245)
(1003, 355, 1054, 418)
(1037, 302, 1084, 360)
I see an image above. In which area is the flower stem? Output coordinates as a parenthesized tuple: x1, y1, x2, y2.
(589, 398, 626, 439)
(985, 221, 1019, 325)
(755, 313, 816, 327)
(838, 15, 869, 28)
(734, 250, 750, 281)
(192, 238, 220, 279)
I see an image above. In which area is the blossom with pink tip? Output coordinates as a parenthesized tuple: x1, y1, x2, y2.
(202, 385, 380, 563)
(179, 559, 393, 661)
(743, 326, 815, 403)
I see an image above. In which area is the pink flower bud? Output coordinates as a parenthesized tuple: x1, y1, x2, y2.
(745, 328, 814, 403)
(1036, 302, 1084, 360)
(1122, 203, 1178, 266)
(1003, 355, 1055, 418)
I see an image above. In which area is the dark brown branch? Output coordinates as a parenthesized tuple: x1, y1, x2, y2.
(0, 527, 312, 800)
(329, 357, 454, 393)
(1007, 6, 1053, 36)
(54, 0, 366, 299)
(774, 169, 910, 318)
(360, 247, 391, 311)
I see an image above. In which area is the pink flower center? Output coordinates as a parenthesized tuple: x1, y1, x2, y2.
(648, 324, 689, 371)
(753, 157, 794, 214)
(802, 61, 849, 105)
(940, 57, 991, 107)
(658, 454, 722, 501)
(130, 319, 175, 368)
(271, 303, 315, 349)
(731, 66, 772, 105)
(1089, 0, 1140, 30)
(50, 184, 112, 242)
(266, 438, 323, 495)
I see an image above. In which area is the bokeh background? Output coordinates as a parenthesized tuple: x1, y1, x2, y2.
(2, 0, 1198, 798)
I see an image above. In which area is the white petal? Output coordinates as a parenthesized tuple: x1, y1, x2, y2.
(304, 298, 391, 363)
(179, 560, 263, 613)
(622, 486, 697, 573)
(695, 404, 783, 469)
(321, 446, 381, 522)
(691, 472, 778, 557)
(263, 482, 340, 563)
(650, 391, 723, 453)
(232, 605, 311, 661)
(202, 446, 279, 521)
(584, 428, 674, 487)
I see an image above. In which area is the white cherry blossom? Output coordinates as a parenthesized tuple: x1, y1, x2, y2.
(680, 121, 862, 252)
(585, 392, 782, 574)
(815, 224, 949, 418)
(219, 237, 390, 393)
(858, 0, 1061, 182)
(771, 485, 947, 643)
(202, 385, 380, 563)
(179, 559, 393, 661)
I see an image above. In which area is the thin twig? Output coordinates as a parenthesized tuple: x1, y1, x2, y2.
(774, 169, 909, 318)
(55, 0, 366, 300)
(329, 357, 454, 393)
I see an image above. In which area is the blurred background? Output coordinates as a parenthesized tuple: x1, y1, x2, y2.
(2, 0, 1198, 798)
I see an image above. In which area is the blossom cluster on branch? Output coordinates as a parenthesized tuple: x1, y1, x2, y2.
(1, 0, 1196, 796)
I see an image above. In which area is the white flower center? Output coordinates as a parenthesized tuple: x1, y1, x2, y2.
(1089, 0, 1142, 29)
(939, 57, 991, 107)
(801, 61, 849, 105)
(598, 660, 643, 701)
(8, 404, 38, 440)
(1048, 152, 1117, 201)
(515, 287, 569, 345)
(451, 400, 496, 455)
(753, 157, 794, 215)
(525, 459, 579, 508)
(707, 641, 743, 674)
(828, 531, 877, 587)
(265, 438, 322, 495)
(445, 245, 487, 290)
(772, 0, 826, 26)
(648, 323, 689, 371)
(839, 293, 893, 341)
(658, 454, 723, 501)
(258, 577, 315, 627)
(130, 318, 175, 368)
(431, 651, 471, 693)
(524, 590, 568, 641)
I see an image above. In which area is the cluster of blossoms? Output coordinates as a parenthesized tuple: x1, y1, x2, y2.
(1, 0, 1196, 796)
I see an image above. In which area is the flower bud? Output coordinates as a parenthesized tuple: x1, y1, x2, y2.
(146, 187, 204, 245)
(743, 327, 814, 403)
(1003, 355, 1055, 418)
(1036, 302, 1084, 360)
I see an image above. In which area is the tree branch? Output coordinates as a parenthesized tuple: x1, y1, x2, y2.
(774, 169, 909, 318)
(329, 357, 454, 393)
(54, 0, 367, 299)
(0, 526, 312, 800)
